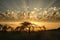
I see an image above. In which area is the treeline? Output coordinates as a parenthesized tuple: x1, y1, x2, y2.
(0, 22, 47, 32)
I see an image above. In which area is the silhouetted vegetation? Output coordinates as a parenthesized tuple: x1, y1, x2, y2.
(0, 22, 60, 40)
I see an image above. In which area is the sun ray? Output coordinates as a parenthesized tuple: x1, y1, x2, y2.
(46, 0, 56, 9)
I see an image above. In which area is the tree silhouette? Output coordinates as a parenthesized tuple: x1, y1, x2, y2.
(57, 27, 60, 31)
(21, 22, 31, 26)
(42, 26, 46, 30)
(15, 22, 45, 32)
(2, 25, 8, 32)
(29, 24, 34, 31)
(20, 22, 31, 30)
(7, 26, 14, 32)
(15, 26, 21, 32)
(0, 24, 3, 31)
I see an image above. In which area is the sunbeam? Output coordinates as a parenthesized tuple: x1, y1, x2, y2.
(46, 0, 57, 9)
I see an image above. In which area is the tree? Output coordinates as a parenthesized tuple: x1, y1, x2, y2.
(42, 26, 46, 30)
(0, 24, 3, 31)
(15, 26, 21, 32)
(7, 26, 14, 32)
(2, 25, 8, 32)
(20, 22, 31, 32)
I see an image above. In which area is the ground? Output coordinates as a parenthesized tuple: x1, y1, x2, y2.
(0, 30, 60, 40)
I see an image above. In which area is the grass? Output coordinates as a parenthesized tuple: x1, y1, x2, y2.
(0, 30, 60, 40)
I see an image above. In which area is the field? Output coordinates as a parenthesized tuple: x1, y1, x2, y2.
(0, 30, 60, 40)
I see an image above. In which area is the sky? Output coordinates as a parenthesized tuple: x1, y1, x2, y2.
(0, 0, 60, 22)
(0, 0, 60, 11)
(0, 0, 60, 29)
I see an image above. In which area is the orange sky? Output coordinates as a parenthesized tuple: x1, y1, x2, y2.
(0, 21, 60, 30)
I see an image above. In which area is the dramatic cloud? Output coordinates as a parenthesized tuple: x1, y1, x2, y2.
(0, 0, 60, 22)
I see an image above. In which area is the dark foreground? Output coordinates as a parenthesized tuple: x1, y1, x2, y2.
(0, 30, 60, 40)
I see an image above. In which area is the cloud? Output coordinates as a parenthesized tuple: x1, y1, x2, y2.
(0, 8, 60, 22)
